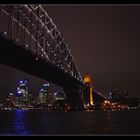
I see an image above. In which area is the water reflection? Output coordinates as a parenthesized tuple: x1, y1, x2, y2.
(0, 110, 140, 135)
(13, 110, 29, 135)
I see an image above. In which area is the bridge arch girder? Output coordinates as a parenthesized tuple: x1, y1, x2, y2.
(0, 4, 82, 81)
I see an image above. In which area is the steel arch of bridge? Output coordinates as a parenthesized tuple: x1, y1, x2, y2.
(0, 4, 82, 82)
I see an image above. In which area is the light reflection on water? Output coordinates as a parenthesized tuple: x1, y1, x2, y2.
(0, 110, 140, 135)
(12, 110, 30, 135)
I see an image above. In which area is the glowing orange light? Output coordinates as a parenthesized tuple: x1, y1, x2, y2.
(83, 73, 93, 106)
(90, 87, 93, 105)
(83, 74, 92, 86)
(104, 100, 108, 104)
(84, 77, 91, 83)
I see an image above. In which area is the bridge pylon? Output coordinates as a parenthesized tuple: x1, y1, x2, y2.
(82, 73, 94, 109)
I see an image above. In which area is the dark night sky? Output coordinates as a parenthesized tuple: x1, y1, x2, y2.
(1, 5, 140, 99)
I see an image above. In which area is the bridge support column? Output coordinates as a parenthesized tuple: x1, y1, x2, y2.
(64, 86, 84, 111)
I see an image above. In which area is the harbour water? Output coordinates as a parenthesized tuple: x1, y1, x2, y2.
(0, 110, 140, 135)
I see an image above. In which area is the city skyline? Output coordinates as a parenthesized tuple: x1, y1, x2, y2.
(0, 5, 140, 99)
(1, 78, 137, 111)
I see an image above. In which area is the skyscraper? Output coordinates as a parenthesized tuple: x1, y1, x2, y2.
(39, 89, 45, 103)
(19, 79, 29, 103)
(8, 93, 15, 106)
(42, 83, 49, 102)
(15, 90, 23, 107)
(38, 83, 50, 104)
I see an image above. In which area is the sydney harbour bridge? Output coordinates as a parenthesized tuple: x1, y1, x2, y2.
(0, 5, 105, 111)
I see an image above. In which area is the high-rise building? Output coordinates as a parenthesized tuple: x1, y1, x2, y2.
(19, 79, 29, 103)
(38, 83, 50, 103)
(8, 93, 15, 106)
(27, 93, 33, 105)
(43, 83, 49, 94)
(43, 83, 49, 101)
(15, 79, 30, 107)
(39, 89, 45, 103)
(15, 90, 23, 107)
(53, 92, 65, 101)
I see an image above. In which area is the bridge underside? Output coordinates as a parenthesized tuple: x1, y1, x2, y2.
(93, 91, 106, 109)
(0, 35, 84, 111)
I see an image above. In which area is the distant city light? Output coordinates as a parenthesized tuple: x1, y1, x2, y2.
(104, 100, 108, 104)
(54, 92, 58, 96)
(25, 44, 28, 48)
(9, 93, 13, 96)
(40, 88, 43, 92)
(17, 87, 20, 91)
(18, 91, 22, 94)
(43, 83, 49, 87)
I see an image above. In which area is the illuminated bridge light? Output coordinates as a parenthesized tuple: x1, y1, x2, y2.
(84, 77, 90, 83)
(25, 44, 28, 48)
(35, 57, 38, 61)
(83, 74, 94, 106)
